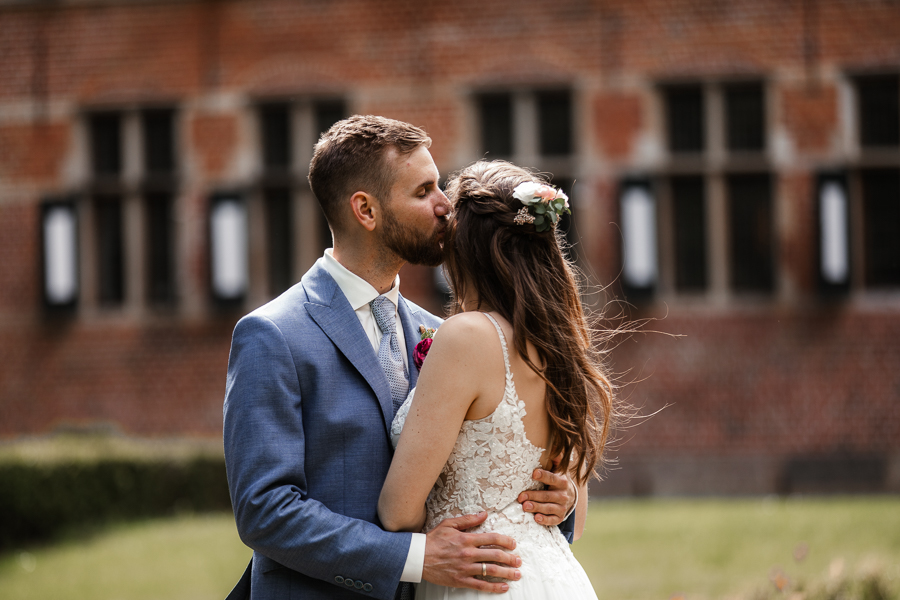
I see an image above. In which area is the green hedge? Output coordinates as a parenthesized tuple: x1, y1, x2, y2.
(0, 450, 231, 550)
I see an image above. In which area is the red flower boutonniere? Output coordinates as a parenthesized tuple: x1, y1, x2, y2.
(413, 325, 436, 371)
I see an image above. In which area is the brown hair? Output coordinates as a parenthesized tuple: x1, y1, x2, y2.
(443, 160, 616, 486)
(308, 115, 432, 232)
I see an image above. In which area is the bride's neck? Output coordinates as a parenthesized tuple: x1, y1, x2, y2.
(459, 294, 493, 313)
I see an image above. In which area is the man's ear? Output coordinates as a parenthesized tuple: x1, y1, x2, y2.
(349, 191, 379, 232)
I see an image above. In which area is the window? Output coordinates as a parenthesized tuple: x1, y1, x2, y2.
(41, 199, 79, 310)
(88, 112, 124, 306)
(649, 80, 774, 301)
(620, 181, 657, 297)
(261, 103, 291, 171)
(857, 74, 900, 148)
(852, 75, 900, 291)
(209, 194, 249, 304)
(725, 82, 766, 152)
(665, 85, 704, 153)
(671, 176, 707, 291)
(78, 107, 181, 312)
(90, 112, 121, 177)
(142, 108, 177, 305)
(861, 168, 900, 287)
(477, 93, 513, 157)
(257, 99, 346, 297)
(94, 194, 124, 304)
(817, 174, 851, 292)
(728, 174, 774, 292)
(475, 88, 574, 160)
(537, 90, 573, 156)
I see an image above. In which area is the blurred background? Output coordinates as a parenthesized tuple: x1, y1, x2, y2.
(0, 0, 898, 597)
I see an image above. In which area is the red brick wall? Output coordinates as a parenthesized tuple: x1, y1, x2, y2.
(0, 0, 898, 493)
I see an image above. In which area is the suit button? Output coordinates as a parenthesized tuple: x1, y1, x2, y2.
(354, 580, 364, 589)
(344, 579, 355, 587)
(334, 576, 344, 584)
(363, 583, 373, 592)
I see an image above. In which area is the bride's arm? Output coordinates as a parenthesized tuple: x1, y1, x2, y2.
(378, 314, 490, 532)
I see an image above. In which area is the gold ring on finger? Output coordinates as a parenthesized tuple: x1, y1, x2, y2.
(482, 562, 487, 577)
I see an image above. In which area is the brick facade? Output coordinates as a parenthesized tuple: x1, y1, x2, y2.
(1, 0, 898, 493)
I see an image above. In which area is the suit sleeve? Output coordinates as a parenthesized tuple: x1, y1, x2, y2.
(558, 511, 576, 543)
(223, 314, 410, 600)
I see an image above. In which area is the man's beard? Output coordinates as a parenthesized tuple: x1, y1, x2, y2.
(381, 205, 446, 267)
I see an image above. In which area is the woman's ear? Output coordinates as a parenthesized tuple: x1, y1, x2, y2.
(350, 191, 379, 232)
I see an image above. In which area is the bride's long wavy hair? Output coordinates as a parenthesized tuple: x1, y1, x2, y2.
(443, 160, 616, 486)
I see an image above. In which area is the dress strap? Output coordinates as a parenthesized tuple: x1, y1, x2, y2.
(481, 313, 512, 380)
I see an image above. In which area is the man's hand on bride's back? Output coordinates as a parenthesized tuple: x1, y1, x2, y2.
(423, 511, 521, 593)
(517, 468, 576, 527)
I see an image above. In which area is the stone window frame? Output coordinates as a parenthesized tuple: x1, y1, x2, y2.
(238, 97, 346, 309)
(842, 72, 900, 293)
(71, 104, 183, 318)
(644, 78, 779, 305)
(468, 86, 581, 263)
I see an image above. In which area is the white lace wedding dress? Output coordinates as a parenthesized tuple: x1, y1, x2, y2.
(390, 313, 598, 599)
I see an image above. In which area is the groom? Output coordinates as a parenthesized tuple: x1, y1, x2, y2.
(223, 115, 576, 600)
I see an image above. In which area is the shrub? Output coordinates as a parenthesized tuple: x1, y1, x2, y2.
(0, 436, 231, 550)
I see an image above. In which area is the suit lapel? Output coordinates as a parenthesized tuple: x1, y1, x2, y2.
(303, 263, 395, 432)
(398, 296, 423, 390)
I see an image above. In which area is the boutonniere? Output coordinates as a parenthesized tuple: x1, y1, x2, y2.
(413, 325, 437, 371)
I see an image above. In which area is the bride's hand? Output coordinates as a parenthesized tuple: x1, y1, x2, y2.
(517, 468, 576, 527)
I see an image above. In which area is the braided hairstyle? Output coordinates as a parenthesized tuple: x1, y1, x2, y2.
(443, 160, 615, 485)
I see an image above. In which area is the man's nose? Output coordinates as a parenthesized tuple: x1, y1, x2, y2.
(434, 190, 450, 217)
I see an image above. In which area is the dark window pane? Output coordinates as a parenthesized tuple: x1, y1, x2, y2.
(146, 192, 175, 304)
(143, 109, 175, 174)
(90, 113, 121, 176)
(478, 93, 513, 157)
(857, 75, 900, 148)
(728, 174, 773, 292)
(726, 83, 766, 152)
(261, 103, 291, 170)
(94, 195, 123, 304)
(537, 90, 572, 156)
(671, 176, 707, 290)
(314, 100, 347, 140)
(861, 168, 900, 286)
(265, 187, 293, 295)
(665, 85, 705, 153)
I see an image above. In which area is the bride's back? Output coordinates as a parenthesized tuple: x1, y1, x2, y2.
(457, 311, 552, 470)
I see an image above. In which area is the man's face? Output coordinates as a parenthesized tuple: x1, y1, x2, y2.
(379, 145, 450, 267)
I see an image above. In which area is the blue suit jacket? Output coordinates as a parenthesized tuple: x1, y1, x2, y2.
(224, 259, 442, 600)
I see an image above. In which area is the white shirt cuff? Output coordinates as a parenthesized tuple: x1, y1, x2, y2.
(400, 533, 426, 583)
(564, 484, 579, 520)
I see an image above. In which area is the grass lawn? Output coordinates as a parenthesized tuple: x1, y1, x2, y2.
(573, 497, 900, 600)
(0, 497, 898, 600)
(0, 513, 251, 600)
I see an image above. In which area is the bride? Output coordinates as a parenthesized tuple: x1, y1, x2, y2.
(378, 160, 615, 599)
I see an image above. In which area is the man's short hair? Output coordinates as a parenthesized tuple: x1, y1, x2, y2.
(308, 115, 432, 232)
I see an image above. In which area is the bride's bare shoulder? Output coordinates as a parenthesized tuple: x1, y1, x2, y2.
(430, 312, 499, 354)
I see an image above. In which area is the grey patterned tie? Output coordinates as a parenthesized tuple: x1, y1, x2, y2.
(370, 295, 409, 416)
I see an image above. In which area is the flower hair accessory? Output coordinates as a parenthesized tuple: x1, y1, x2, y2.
(512, 182, 570, 233)
(413, 324, 436, 371)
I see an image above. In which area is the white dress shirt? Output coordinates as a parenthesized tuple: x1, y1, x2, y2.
(321, 249, 425, 583)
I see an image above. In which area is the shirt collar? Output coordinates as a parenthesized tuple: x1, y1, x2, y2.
(322, 249, 401, 311)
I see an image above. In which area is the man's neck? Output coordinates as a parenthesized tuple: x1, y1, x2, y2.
(332, 241, 404, 295)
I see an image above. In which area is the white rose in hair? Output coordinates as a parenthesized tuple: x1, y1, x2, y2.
(513, 182, 544, 205)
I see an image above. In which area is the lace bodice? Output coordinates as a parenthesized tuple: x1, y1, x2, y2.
(390, 313, 546, 533)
